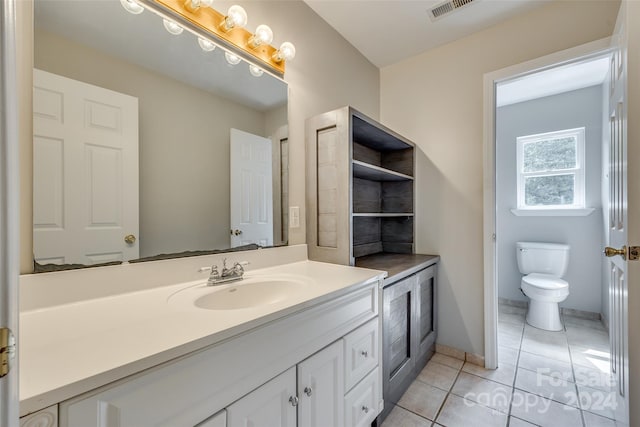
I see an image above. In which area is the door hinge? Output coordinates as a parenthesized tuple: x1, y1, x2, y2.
(0, 328, 15, 378)
(629, 246, 639, 261)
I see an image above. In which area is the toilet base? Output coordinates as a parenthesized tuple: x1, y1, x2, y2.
(526, 299, 563, 331)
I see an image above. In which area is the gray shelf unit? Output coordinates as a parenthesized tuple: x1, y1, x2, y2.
(306, 106, 415, 265)
(306, 107, 437, 425)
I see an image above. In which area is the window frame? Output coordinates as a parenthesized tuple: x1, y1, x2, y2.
(516, 127, 586, 210)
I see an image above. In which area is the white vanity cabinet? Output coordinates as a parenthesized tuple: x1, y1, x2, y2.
(59, 281, 381, 427)
(20, 405, 58, 427)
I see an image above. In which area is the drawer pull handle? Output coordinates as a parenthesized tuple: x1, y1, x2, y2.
(362, 405, 369, 414)
(304, 386, 313, 396)
(289, 396, 299, 407)
(360, 350, 368, 357)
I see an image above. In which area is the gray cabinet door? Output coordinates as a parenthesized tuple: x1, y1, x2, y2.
(414, 265, 437, 372)
(382, 274, 417, 411)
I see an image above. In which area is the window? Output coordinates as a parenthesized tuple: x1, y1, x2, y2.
(516, 128, 585, 209)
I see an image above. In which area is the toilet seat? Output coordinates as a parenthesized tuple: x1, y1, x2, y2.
(521, 273, 568, 290)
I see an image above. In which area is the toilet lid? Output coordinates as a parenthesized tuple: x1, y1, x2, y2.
(522, 273, 568, 290)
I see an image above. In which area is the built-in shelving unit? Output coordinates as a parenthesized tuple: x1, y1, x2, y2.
(306, 106, 415, 265)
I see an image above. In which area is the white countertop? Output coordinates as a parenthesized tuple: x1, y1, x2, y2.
(19, 260, 385, 416)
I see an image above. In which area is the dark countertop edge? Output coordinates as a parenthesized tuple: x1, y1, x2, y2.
(354, 253, 439, 285)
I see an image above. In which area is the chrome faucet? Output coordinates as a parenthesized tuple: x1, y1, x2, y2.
(200, 259, 249, 286)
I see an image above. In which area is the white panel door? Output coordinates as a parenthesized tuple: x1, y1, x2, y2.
(33, 69, 139, 265)
(605, 3, 629, 424)
(230, 128, 273, 248)
(226, 367, 296, 427)
(297, 340, 344, 427)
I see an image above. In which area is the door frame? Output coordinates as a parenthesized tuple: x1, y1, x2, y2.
(0, 0, 20, 424)
(482, 37, 613, 369)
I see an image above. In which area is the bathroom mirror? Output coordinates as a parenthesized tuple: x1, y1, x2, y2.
(32, 0, 289, 271)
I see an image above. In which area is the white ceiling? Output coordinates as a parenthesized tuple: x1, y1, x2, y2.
(496, 57, 610, 107)
(303, 0, 552, 68)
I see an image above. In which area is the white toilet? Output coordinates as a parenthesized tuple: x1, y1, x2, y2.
(516, 241, 570, 331)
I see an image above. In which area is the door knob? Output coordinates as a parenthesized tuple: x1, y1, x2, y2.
(604, 246, 626, 260)
(124, 234, 136, 244)
(230, 229, 242, 236)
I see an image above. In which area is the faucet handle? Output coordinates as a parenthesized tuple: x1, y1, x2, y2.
(233, 260, 250, 274)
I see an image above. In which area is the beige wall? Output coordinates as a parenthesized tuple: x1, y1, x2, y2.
(19, 0, 379, 270)
(380, 0, 619, 355)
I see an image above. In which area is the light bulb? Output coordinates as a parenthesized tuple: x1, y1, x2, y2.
(120, 0, 144, 14)
(248, 25, 273, 49)
(272, 41, 296, 62)
(249, 65, 264, 77)
(163, 18, 183, 35)
(188, 0, 213, 8)
(225, 52, 241, 65)
(221, 5, 247, 31)
(198, 37, 216, 52)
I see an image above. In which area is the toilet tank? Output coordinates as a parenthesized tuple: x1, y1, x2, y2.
(516, 242, 570, 277)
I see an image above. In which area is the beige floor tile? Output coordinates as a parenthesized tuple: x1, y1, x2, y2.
(563, 315, 606, 331)
(380, 405, 432, 427)
(435, 394, 508, 427)
(578, 384, 619, 420)
(574, 365, 616, 392)
(498, 346, 519, 366)
(510, 390, 583, 427)
(570, 345, 611, 371)
(499, 329, 523, 350)
(397, 380, 447, 421)
(583, 411, 619, 427)
(566, 328, 609, 352)
(515, 368, 579, 407)
(508, 416, 538, 427)
(417, 360, 460, 391)
(518, 351, 574, 383)
(432, 352, 464, 370)
(520, 339, 571, 363)
(462, 361, 516, 387)
(523, 325, 568, 347)
(499, 311, 526, 325)
(450, 372, 512, 413)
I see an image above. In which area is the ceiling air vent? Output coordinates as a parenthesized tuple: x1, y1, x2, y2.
(429, 0, 476, 21)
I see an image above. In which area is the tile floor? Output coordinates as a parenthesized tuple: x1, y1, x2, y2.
(380, 304, 619, 427)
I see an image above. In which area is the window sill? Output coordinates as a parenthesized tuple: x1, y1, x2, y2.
(510, 208, 595, 217)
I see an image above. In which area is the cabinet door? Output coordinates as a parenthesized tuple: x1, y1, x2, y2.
(414, 265, 437, 372)
(297, 340, 344, 427)
(382, 275, 417, 410)
(227, 367, 297, 427)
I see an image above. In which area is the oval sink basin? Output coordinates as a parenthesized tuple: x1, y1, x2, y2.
(195, 280, 303, 310)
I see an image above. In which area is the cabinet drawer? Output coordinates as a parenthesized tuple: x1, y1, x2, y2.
(344, 367, 379, 427)
(344, 318, 379, 390)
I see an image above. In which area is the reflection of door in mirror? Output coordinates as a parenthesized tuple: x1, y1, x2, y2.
(272, 125, 289, 246)
(230, 129, 273, 248)
(33, 69, 139, 265)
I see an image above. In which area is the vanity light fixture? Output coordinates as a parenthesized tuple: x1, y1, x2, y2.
(128, 0, 295, 76)
(247, 25, 273, 49)
(225, 51, 241, 65)
(120, 0, 145, 14)
(198, 37, 216, 52)
(272, 41, 296, 63)
(249, 64, 264, 77)
(220, 5, 248, 32)
(163, 18, 184, 35)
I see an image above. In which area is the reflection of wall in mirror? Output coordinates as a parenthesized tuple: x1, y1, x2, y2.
(34, 29, 286, 258)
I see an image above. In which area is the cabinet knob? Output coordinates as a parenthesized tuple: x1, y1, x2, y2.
(360, 350, 368, 357)
(304, 386, 313, 396)
(289, 396, 299, 407)
(362, 405, 369, 414)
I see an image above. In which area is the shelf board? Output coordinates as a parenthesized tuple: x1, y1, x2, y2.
(353, 213, 414, 217)
(352, 160, 414, 182)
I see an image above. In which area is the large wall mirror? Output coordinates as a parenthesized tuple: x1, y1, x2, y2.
(32, 0, 289, 271)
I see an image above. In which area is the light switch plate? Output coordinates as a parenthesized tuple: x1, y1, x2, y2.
(290, 206, 300, 228)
